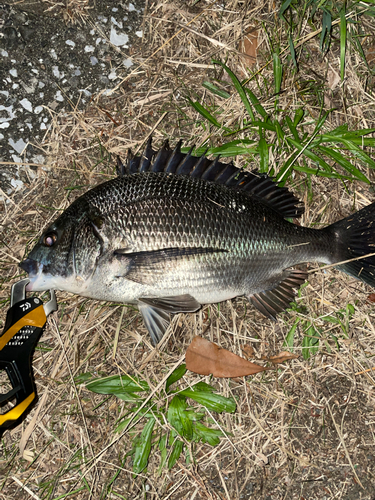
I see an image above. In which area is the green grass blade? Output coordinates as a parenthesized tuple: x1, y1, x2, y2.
(133, 417, 155, 474)
(279, 0, 293, 19)
(187, 98, 224, 130)
(286, 137, 332, 172)
(340, 7, 347, 81)
(212, 59, 255, 121)
(317, 145, 370, 183)
(274, 119, 285, 144)
(292, 164, 357, 181)
(210, 141, 257, 156)
(318, 127, 375, 147)
(313, 109, 331, 136)
(288, 33, 297, 68)
(340, 139, 375, 170)
(245, 88, 268, 119)
(285, 116, 300, 141)
(320, 8, 332, 53)
(273, 51, 283, 97)
(258, 137, 269, 173)
(251, 120, 277, 132)
(202, 81, 230, 99)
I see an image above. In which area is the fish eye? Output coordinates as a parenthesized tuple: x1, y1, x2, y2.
(43, 232, 57, 247)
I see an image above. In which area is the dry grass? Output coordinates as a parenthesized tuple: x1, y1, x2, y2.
(2, 0, 375, 499)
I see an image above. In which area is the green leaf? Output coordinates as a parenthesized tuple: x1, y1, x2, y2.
(212, 59, 255, 121)
(323, 315, 340, 325)
(86, 375, 149, 397)
(202, 81, 231, 99)
(302, 326, 320, 360)
(283, 318, 299, 350)
(168, 439, 183, 469)
(191, 382, 216, 393)
(158, 434, 168, 475)
(167, 395, 187, 435)
(74, 372, 93, 384)
(179, 389, 236, 413)
(339, 7, 347, 81)
(133, 417, 155, 474)
(167, 395, 193, 440)
(115, 416, 133, 433)
(194, 422, 224, 446)
(293, 108, 304, 127)
(166, 364, 187, 393)
(184, 409, 205, 421)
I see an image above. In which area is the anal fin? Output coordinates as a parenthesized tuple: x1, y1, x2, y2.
(248, 269, 307, 320)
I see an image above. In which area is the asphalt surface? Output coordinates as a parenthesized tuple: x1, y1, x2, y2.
(0, 0, 145, 200)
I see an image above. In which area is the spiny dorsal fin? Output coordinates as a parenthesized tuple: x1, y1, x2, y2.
(116, 138, 304, 219)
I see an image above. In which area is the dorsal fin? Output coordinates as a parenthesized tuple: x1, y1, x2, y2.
(116, 138, 304, 219)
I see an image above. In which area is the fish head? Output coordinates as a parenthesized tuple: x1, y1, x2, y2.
(20, 201, 102, 293)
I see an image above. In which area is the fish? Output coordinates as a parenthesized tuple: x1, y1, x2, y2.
(20, 138, 375, 345)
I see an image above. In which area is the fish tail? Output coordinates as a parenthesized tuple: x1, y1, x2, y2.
(327, 202, 375, 286)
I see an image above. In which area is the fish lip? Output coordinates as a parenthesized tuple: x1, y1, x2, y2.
(20, 258, 39, 276)
(19, 258, 42, 291)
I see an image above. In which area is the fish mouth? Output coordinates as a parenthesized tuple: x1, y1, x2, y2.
(20, 258, 39, 276)
(19, 258, 44, 291)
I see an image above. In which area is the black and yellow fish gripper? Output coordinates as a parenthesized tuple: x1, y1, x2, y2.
(0, 278, 57, 436)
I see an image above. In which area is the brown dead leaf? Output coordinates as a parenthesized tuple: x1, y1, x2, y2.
(238, 27, 258, 66)
(327, 67, 340, 90)
(268, 351, 299, 364)
(367, 293, 375, 303)
(185, 336, 269, 378)
(241, 344, 255, 359)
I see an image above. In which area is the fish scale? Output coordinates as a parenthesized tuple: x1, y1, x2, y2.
(20, 139, 375, 345)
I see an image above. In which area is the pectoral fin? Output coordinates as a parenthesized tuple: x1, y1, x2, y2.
(138, 303, 170, 346)
(115, 247, 226, 285)
(138, 294, 201, 345)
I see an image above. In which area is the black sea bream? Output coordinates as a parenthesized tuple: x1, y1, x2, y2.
(20, 139, 375, 344)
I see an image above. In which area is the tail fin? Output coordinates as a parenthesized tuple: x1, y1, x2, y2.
(328, 202, 375, 287)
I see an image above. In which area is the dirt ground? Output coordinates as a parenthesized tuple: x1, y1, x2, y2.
(2, 1, 375, 499)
